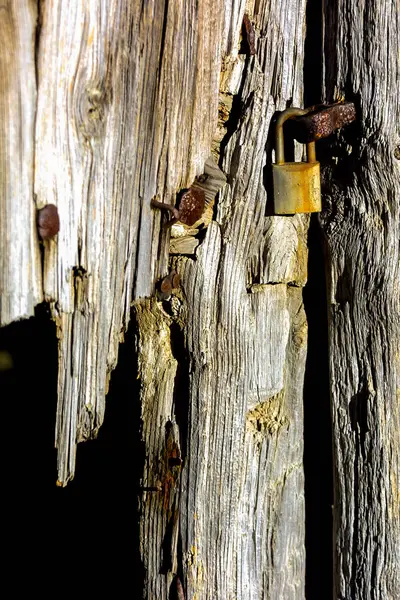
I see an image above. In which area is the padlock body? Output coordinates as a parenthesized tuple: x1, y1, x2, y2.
(272, 162, 321, 214)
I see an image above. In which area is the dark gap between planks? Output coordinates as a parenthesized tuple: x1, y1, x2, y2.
(303, 0, 333, 597)
(303, 216, 333, 600)
(0, 304, 144, 595)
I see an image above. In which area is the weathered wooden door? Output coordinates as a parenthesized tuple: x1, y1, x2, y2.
(1, 1, 398, 599)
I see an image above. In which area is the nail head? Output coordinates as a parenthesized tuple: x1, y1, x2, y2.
(37, 204, 60, 239)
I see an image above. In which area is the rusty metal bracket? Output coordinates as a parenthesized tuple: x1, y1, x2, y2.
(287, 101, 356, 143)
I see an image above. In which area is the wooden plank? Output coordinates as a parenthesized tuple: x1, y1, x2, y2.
(180, 0, 310, 594)
(322, 1, 400, 597)
(34, 0, 225, 484)
(136, 0, 310, 597)
(0, 1, 42, 325)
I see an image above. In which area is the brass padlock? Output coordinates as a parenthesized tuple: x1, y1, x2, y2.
(273, 107, 321, 214)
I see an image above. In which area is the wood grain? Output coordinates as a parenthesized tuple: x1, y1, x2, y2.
(2, 0, 398, 597)
(136, 0, 310, 595)
(164, 1, 309, 597)
(0, 1, 42, 325)
(33, 0, 225, 483)
(135, 299, 180, 599)
(322, 0, 400, 597)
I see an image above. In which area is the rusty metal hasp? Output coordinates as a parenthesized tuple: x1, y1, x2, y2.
(288, 101, 356, 143)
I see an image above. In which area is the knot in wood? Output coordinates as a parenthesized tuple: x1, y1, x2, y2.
(37, 204, 60, 239)
(78, 82, 107, 141)
(177, 187, 205, 226)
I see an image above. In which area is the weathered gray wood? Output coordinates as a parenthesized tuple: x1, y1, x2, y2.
(179, 233, 308, 600)
(135, 0, 310, 598)
(33, 0, 223, 484)
(0, 1, 42, 325)
(8, 1, 399, 598)
(179, 1, 310, 595)
(322, 1, 400, 597)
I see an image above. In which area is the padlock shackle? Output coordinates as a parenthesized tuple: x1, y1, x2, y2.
(275, 107, 317, 165)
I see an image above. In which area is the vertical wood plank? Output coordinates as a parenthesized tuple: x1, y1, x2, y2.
(135, 299, 179, 600)
(176, 1, 309, 597)
(136, 0, 310, 596)
(34, 0, 225, 483)
(322, 1, 400, 597)
(0, 1, 42, 325)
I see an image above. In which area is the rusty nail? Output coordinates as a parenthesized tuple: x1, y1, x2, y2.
(159, 270, 181, 299)
(151, 188, 205, 228)
(37, 204, 60, 239)
(151, 196, 180, 228)
(287, 101, 356, 143)
(160, 277, 173, 295)
(170, 270, 181, 289)
(176, 187, 205, 226)
(140, 481, 163, 493)
(168, 456, 183, 467)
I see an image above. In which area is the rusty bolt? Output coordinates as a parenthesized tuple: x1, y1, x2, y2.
(37, 204, 60, 239)
(151, 187, 205, 228)
(158, 270, 181, 300)
(287, 102, 356, 143)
